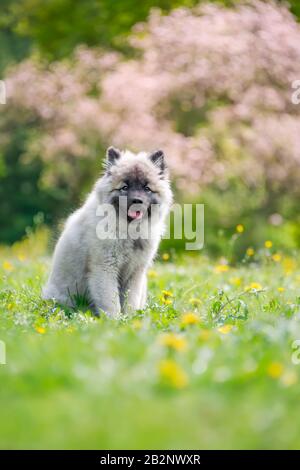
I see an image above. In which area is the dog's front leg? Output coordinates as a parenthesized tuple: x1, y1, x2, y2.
(88, 265, 120, 318)
(126, 270, 147, 312)
(139, 275, 147, 309)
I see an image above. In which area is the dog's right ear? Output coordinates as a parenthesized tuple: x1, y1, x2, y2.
(104, 146, 121, 171)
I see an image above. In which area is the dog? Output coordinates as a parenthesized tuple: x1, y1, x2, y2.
(42, 147, 172, 317)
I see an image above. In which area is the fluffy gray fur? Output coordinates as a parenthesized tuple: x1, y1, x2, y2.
(42, 148, 173, 317)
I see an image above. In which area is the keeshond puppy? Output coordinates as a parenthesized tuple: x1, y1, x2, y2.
(42, 147, 173, 317)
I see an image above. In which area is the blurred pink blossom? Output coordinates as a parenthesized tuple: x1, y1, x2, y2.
(3, 1, 300, 196)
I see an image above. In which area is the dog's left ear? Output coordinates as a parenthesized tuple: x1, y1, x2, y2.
(149, 150, 166, 174)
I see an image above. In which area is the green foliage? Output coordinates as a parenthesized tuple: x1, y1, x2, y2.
(0, 123, 67, 243)
(1, 230, 300, 448)
(160, 180, 300, 259)
(289, 0, 300, 19)
(7, 0, 202, 59)
(0, 0, 31, 73)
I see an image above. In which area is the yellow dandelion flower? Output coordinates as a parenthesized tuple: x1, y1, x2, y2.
(159, 333, 187, 352)
(215, 264, 229, 273)
(264, 240, 273, 249)
(159, 359, 188, 389)
(162, 253, 170, 261)
(283, 257, 296, 275)
(281, 370, 298, 387)
(189, 297, 201, 306)
(229, 277, 242, 286)
(2, 261, 14, 272)
(246, 247, 255, 257)
(272, 253, 282, 262)
(267, 362, 283, 379)
(245, 282, 262, 291)
(236, 224, 244, 233)
(162, 290, 173, 298)
(218, 325, 234, 334)
(17, 253, 26, 262)
(277, 287, 285, 293)
(181, 312, 200, 327)
(160, 290, 174, 305)
(148, 270, 158, 278)
(7, 303, 14, 310)
(35, 326, 46, 334)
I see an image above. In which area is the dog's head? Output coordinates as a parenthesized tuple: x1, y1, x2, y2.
(102, 147, 172, 223)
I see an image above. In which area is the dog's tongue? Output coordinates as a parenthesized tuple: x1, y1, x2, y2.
(128, 209, 143, 220)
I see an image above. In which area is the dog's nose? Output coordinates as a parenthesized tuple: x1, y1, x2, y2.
(131, 198, 143, 205)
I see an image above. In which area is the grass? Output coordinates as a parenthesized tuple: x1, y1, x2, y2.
(1, 228, 300, 449)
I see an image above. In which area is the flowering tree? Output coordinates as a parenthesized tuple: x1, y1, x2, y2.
(99, 0, 300, 197)
(3, 1, 300, 205)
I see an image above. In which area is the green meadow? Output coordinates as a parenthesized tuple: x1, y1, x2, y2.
(1, 229, 300, 449)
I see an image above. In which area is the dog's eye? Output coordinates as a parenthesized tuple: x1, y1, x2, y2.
(120, 185, 128, 191)
(144, 186, 152, 192)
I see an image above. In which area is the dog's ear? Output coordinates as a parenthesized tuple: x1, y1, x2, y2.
(149, 150, 166, 174)
(105, 146, 121, 170)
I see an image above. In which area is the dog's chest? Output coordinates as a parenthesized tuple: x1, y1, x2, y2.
(115, 238, 150, 275)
